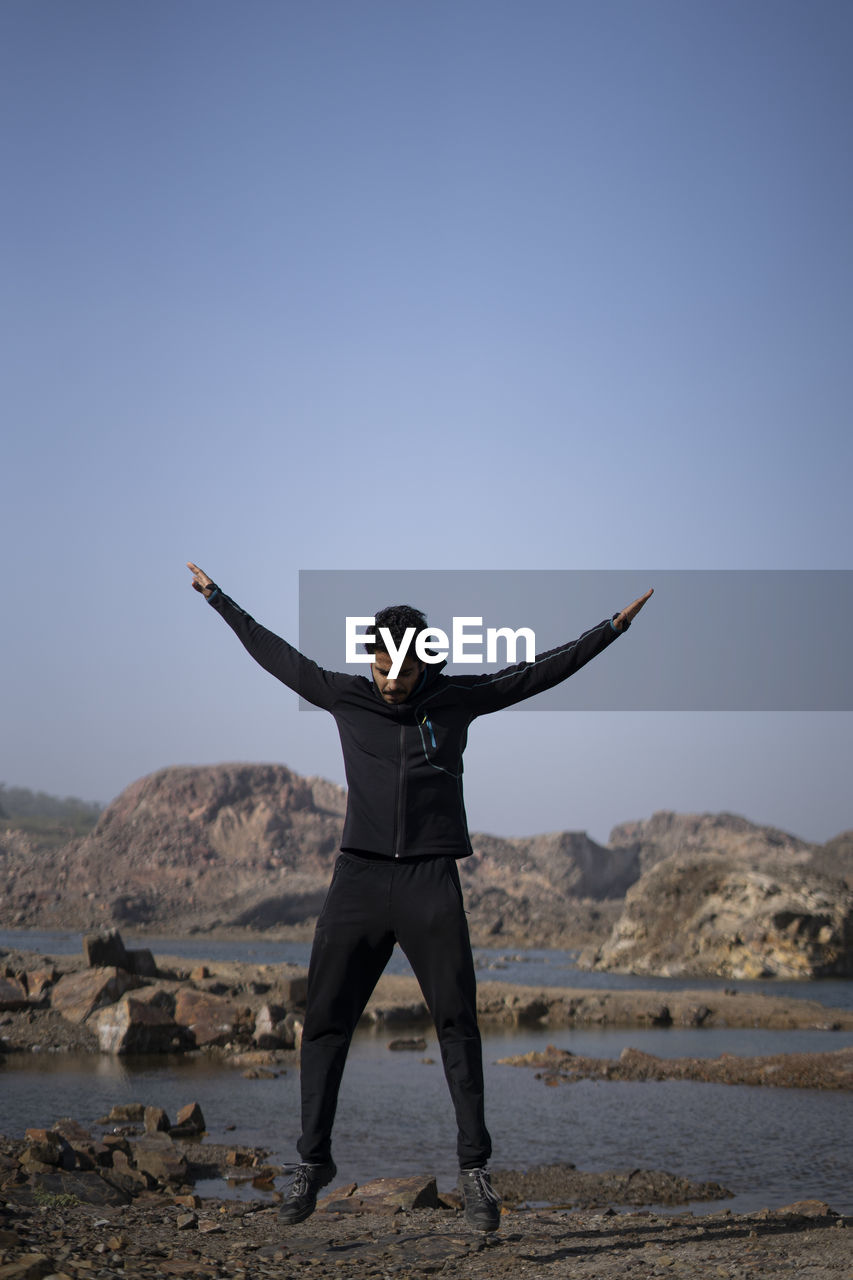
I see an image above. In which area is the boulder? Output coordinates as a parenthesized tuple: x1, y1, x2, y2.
(368, 1000, 430, 1026)
(318, 1174, 439, 1214)
(253, 1002, 288, 1049)
(130, 1132, 187, 1184)
(99, 1103, 145, 1125)
(28, 1169, 131, 1206)
(95, 995, 183, 1054)
(284, 1011, 303, 1050)
(503, 993, 550, 1024)
(51, 968, 139, 1024)
(174, 1102, 206, 1136)
(173, 987, 247, 1047)
(25, 967, 57, 1000)
(51, 1120, 111, 1169)
(144, 1106, 170, 1134)
(84, 927, 130, 969)
(107, 1150, 153, 1194)
(279, 973, 309, 1007)
(0, 975, 30, 1012)
(22, 1131, 74, 1171)
(126, 947, 158, 977)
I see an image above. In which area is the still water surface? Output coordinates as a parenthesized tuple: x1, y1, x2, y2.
(2, 930, 851, 1215)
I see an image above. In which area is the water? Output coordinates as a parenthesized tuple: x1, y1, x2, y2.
(2, 929, 852, 1215)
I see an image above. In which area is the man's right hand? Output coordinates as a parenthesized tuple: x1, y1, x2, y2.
(187, 562, 216, 598)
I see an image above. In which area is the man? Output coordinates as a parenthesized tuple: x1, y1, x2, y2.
(187, 562, 652, 1230)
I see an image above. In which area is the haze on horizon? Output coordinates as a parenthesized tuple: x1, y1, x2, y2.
(2, 1, 850, 847)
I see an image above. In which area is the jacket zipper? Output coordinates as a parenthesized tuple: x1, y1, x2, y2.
(393, 720, 406, 858)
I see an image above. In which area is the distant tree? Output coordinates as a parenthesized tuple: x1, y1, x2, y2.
(0, 783, 102, 823)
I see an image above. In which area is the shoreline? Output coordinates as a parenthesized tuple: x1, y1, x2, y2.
(2, 943, 853, 1064)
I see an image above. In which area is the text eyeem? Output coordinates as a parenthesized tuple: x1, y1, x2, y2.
(346, 616, 537, 678)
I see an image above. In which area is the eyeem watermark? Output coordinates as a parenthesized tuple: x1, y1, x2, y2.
(299, 570, 853, 709)
(346, 616, 537, 677)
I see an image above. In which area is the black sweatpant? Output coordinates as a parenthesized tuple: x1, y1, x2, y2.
(297, 852, 492, 1170)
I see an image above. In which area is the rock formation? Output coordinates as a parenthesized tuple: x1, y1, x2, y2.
(582, 853, 853, 979)
(607, 809, 816, 874)
(0, 763, 638, 946)
(1, 770, 851, 970)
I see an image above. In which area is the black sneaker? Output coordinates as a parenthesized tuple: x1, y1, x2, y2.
(459, 1166, 502, 1231)
(278, 1160, 337, 1224)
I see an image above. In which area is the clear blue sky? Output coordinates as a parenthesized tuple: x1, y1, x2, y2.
(3, 0, 851, 844)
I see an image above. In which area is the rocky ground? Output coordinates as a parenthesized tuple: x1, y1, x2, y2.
(3, 935, 853, 1277)
(3, 935, 853, 1063)
(499, 1043, 853, 1089)
(1, 1125, 851, 1280)
(1, 1170, 850, 1279)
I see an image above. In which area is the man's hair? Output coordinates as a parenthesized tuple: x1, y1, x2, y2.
(369, 604, 428, 656)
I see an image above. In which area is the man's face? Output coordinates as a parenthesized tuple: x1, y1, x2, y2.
(371, 651, 425, 704)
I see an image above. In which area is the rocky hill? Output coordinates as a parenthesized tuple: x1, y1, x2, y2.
(0, 764, 634, 947)
(607, 810, 816, 873)
(581, 813, 853, 979)
(1, 768, 850, 969)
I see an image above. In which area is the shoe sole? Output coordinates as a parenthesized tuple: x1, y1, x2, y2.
(279, 1201, 318, 1225)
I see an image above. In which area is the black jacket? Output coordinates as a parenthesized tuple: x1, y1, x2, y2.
(208, 589, 627, 860)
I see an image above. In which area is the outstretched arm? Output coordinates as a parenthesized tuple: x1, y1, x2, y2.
(611, 587, 654, 633)
(185, 561, 341, 709)
(449, 586, 655, 714)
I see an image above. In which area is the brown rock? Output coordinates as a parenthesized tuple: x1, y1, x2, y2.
(0, 976, 30, 1012)
(51, 968, 138, 1024)
(144, 1106, 171, 1134)
(22, 1131, 74, 1170)
(29, 1169, 131, 1205)
(225, 1149, 254, 1167)
(773, 1199, 837, 1218)
(0, 1254, 55, 1279)
(504, 993, 550, 1024)
(368, 1000, 430, 1026)
(284, 1011, 303, 1050)
(83, 927, 130, 969)
(24, 968, 57, 1000)
(109, 1149, 152, 1192)
(126, 948, 158, 977)
(253, 1002, 287, 1049)
(131, 1133, 187, 1184)
(174, 1102, 206, 1135)
(96, 995, 182, 1055)
(318, 1174, 439, 1214)
(100, 1103, 145, 1125)
(173, 988, 245, 1047)
(279, 973, 309, 1007)
(50, 1119, 109, 1169)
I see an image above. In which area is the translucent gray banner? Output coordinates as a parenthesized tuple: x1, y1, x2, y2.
(298, 570, 852, 711)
